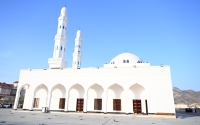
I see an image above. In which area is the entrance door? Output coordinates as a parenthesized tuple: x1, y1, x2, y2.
(94, 99, 102, 110)
(76, 98, 84, 112)
(133, 100, 141, 114)
(59, 98, 65, 109)
(113, 99, 121, 111)
(33, 98, 40, 108)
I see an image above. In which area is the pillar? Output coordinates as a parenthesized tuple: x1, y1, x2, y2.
(102, 91, 107, 114)
(64, 95, 69, 112)
(29, 95, 34, 111)
(125, 89, 129, 114)
(22, 90, 29, 109)
(46, 94, 52, 111)
(13, 90, 20, 110)
(83, 94, 87, 113)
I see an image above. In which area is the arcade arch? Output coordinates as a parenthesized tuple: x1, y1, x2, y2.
(14, 84, 31, 110)
(50, 84, 66, 110)
(68, 84, 85, 111)
(33, 84, 48, 109)
(87, 84, 104, 111)
(107, 84, 125, 112)
(129, 83, 147, 114)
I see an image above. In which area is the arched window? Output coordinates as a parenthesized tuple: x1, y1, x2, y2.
(78, 61, 79, 65)
(127, 60, 129, 63)
(123, 60, 126, 63)
(63, 26, 64, 29)
(60, 26, 61, 28)
(113, 61, 115, 64)
(111, 62, 112, 64)
(61, 46, 62, 50)
(56, 46, 58, 50)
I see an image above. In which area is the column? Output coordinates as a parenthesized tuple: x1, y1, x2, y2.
(29, 94, 34, 111)
(125, 89, 129, 114)
(13, 91, 20, 110)
(22, 90, 29, 109)
(46, 94, 52, 111)
(64, 95, 69, 112)
(83, 94, 87, 113)
(102, 91, 107, 114)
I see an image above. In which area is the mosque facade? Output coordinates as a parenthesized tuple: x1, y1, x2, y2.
(13, 7, 175, 115)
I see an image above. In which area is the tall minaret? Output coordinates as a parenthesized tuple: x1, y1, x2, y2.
(72, 30, 82, 68)
(48, 7, 68, 69)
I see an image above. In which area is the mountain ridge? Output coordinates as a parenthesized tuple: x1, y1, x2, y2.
(173, 87, 200, 106)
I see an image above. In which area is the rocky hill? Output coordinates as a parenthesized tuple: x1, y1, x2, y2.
(173, 87, 200, 106)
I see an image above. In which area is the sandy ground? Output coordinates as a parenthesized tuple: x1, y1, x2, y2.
(0, 108, 200, 125)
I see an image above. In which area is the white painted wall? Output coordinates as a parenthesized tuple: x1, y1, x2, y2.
(14, 66, 175, 114)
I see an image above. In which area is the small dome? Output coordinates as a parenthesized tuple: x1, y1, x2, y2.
(61, 7, 67, 17)
(110, 52, 142, 64)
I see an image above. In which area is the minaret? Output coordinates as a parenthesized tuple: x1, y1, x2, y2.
(48, 7, 68, 69)
(72, 30, 82, 68)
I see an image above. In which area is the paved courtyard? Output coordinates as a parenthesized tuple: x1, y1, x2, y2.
(0, 109, 200, 125)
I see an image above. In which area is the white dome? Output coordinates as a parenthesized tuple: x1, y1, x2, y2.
(110, 52, 142, 64)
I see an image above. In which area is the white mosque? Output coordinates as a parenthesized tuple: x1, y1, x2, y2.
(13, 7, 175, 115)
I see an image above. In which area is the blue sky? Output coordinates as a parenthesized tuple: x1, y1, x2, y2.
(0, 0, 200, 91)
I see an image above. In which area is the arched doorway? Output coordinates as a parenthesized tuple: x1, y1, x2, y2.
(13, 84, 31, 110)
(68, 84, 85, 112)
(50, 84, 66, 110)
(129, 84, 146, 114)
(87, 84, 104, 112)
(33, 84, 48, 109)
(107, 84, 125, 112)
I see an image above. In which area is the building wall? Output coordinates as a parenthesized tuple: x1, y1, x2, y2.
(16, 66, 175, 114)
(0, 88, 11, 95)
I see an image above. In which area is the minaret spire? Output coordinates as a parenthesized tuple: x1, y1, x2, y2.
(72, 30, 82, 68)
(48, 7, 68, 69)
